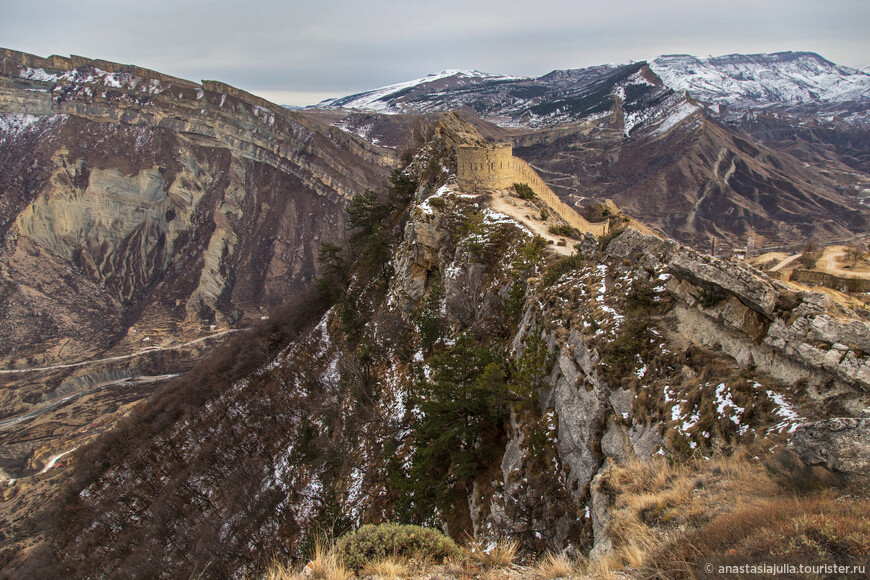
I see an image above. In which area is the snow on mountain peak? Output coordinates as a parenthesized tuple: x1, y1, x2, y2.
(316, 52, 870, 129)
(650, 51, 870, 107)
(317, 69, 526, 112)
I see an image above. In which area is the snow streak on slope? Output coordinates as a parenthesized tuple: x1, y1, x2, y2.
(651, 52, 870, 108)
(319, 70, 526, 112)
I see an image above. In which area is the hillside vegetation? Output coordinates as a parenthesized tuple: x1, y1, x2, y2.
(5, 115, 869, 580)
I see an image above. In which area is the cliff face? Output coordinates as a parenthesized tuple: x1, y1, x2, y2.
(26, 117, 869, 579)
(0, 50, 399, 490)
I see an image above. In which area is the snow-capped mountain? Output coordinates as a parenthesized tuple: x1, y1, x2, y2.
(317, 62, 675, 128)
(317, 52, 870, 127)
(650, 51, 870, 109)
(319, 69, 526, 112)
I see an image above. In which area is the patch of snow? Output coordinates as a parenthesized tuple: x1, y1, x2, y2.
(715, 382, 744, 426)
(102, 73, 123, 88)
(649, 99, 701, 137)
(600, 305, 624, 321)
(319, 69, 527, 113)
(0, 113, 41, 139)
(322, 356, 340, 386)
(681, 409, 700, 433)
(766, 387, 801, 433)
(19, 66, 59, 83)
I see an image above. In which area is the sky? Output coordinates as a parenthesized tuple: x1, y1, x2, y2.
(3, 0, 869, 106)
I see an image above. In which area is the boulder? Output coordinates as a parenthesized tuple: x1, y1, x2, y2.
(791, 418, 870, 476)
(668, 249, 777, 317)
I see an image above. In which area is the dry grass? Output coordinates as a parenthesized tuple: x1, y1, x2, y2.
(360, 556, 409, 579)
(683, 494, 870, 558)
(639, 494, 870, 578)
(301, 537, 353, 580)
(261, 559, 304, 580)
(467, 537, 519, 569)
(591, 448, 781, 574)
(591, 444, 868, 578)
(587, 539, 656, 578)
(534, 552, 580, 578)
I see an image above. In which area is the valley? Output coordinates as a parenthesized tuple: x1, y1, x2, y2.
(0, 47, 869, 579)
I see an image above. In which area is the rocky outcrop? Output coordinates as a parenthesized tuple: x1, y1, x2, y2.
(668, 249, 778, 317)
(606, 227, 870, 401)
(391, 200, 449, 307)
(791, 418, 870, 476)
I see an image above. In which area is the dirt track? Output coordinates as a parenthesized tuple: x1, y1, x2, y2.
(0, 330, 240, 374)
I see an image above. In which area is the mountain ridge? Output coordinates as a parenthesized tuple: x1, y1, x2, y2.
(316, 51, 870, 128)
(0, 47, 400, 504)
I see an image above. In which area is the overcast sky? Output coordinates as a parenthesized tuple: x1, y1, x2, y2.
(3, 0, 869, 106)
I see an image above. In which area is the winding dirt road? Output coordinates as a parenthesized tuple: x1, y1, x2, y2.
(1, 329, 241, 375)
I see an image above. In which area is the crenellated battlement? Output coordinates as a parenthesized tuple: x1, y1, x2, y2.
(457, 143, 610, 237)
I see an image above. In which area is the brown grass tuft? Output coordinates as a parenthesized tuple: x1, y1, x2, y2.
(261, 559, 304, 580)
(300, 536, 352, 580)
(467, 537, 519, 569)
(535, 551, 580, 578)
(360, 556, 409, 579)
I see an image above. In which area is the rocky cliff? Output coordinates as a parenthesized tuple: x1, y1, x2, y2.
(15, 115, 869, 579)
(0, 49, 401, 496)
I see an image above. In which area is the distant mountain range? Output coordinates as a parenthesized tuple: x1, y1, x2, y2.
(317, 51, 870, 127)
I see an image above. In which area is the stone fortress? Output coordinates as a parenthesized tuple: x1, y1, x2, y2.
(456, 143, 610, 237)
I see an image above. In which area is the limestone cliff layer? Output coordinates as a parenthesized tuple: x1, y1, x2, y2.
(0, 49, 398, 483)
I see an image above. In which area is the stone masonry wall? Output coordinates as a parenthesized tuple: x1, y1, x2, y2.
(785, 269, 870, 293)
(457, 144, 609, 237)
(456, 145, 514, 189)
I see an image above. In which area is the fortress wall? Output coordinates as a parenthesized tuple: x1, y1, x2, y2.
(457, 143, 609, 237)
(510, 157, 609, 236)
(790, 270, 870, 293)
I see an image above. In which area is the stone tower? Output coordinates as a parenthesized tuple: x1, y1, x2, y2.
(456, 144, 514, 190)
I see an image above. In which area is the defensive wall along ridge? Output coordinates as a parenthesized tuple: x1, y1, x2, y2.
(770, 269, 870, 293)
(456, 144, 610, 237)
